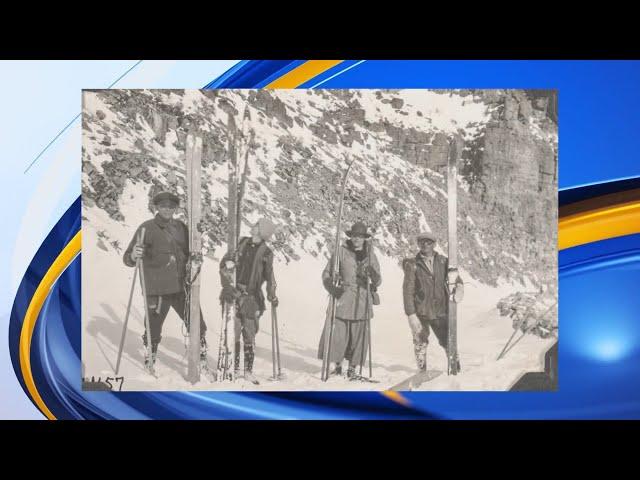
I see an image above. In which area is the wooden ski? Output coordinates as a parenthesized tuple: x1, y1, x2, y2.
(186, 132, 203, 384)
(447, 138, 461, 375)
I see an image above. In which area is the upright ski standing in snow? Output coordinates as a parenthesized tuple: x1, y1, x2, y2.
(447, 138, 462, 376)
(321, 157, 355, 382)
(185, 132, 203, 384)
(217, 108, 255, 382)
(235, 108, 253, 381)
(218, 113, 239, 381)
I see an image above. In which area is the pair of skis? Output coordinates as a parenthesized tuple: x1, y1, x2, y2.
(320, 158, 354, 382)
(320, 156, 378, 384)
(217, 109, 282, 384)
(216, 111, 244, 383)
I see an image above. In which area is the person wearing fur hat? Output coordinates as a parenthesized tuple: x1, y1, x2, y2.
(123, 191, 208, 373)
(402, 231, 463, 373)
(219, 217, 278, 384)
(318, 221, 381, 380)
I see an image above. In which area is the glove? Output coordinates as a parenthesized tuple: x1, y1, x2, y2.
(359, 265, 379, 286)
(190, 254, 203, 269)
(365, 265, 379, 280)
(453, 279, 464, 303)
(328, 284, 345, 298)
(131, 245, 145, 262)
(323, 276, 342, 295)
(221, 286, 240, 303)
(269, 296, 279, 308)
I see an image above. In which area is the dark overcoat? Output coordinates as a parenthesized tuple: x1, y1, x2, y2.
(402, 252, 449, 320)
(123, 215, 189, 296)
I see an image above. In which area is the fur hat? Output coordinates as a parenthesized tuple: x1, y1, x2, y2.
(256, 218, 276, 241)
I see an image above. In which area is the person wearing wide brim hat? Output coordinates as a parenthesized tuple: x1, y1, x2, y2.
(345, 221, 372, 239)
(123, 189, 208, 374)
(318, 221, 381, 380)
(402, 230, 463, 373)
(218, 217, 278, 385)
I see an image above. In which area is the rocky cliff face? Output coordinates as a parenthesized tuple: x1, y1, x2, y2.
(82, 89, 557, 290)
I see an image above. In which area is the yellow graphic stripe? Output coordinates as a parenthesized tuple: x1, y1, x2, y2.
(382, 390, 410, 406)
(20, 231, 81, 420)
(265, 60, 343, 89)
(559, 199, 640, 250)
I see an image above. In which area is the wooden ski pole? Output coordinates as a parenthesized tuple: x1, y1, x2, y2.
(114, 250, 139, 375)
(367, 317, 373, 379)
(359, 238, 372, 377)
(273, 303, 282, 376)
(497, 326, 521, 361)
(367, 239, 374, 379)
(498, 300, 558, 360)
(271, 304, 277, 379)
(136, 228, 153, 373)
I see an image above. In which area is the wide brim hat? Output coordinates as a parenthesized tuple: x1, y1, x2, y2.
(416, 231, 437, 243)
(345, 221, 371, 238)
(153, 191, 180, 206)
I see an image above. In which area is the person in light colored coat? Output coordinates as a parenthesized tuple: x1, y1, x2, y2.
(317, 222, 381, 379)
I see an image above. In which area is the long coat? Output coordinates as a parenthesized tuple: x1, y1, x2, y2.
(123, 215, 189, 296)
(402, 252, 449, 320)
(322, 242, 381, 321)
(317, 241, 381, 363)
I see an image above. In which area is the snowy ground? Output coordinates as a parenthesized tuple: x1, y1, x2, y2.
(81, 223, 554, 392)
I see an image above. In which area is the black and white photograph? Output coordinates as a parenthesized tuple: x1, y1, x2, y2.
(81, 88, 558, 391)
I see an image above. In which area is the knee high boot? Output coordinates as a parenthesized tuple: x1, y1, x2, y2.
(413, 336, 427, 372)
(234, 341, 241, 374)
(243, 343, 259, 385)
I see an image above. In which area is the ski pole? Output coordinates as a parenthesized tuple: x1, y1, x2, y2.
(367, 239, 374, 379)
(367, 318, 373, 379)
(222, 303, 232, 380)
(216, 303, 226, 374)
(359, 239, 373, 377)
(322, 298, 337, 381)
(273, 303, 282, 376)
(129, 228, 153, 373)
(114, 255, 139, 375)
(137, 230, 153, 370)
(498, 300, 557, 360)
(497, 325, 520, 361)
(271, 304, 277, 380)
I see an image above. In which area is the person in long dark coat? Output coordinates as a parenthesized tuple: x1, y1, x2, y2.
(123, 191, 207, 371)
(402, 232, 463, 372)
(318, 221, 381, 380)
(219, 218, 278, 384)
